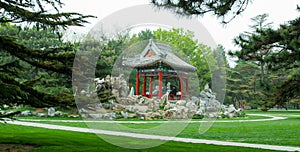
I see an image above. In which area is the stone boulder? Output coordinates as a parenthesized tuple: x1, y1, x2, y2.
(47, 107, 55, 117)
(21, 110, 31, 116)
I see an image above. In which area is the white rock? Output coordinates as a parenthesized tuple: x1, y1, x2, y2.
(37, 113, 46, 117)
(176, 100, 186, 106)
(186, 101, 197, 111)
(54, 111, 64, 116)
(48, 107, 55, 117)
(121, 111, 128, 119)
(89, 113, 103, 119)
(21, 110, 31, 116)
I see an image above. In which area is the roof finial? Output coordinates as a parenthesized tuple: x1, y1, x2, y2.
(149, 39, 153, 46)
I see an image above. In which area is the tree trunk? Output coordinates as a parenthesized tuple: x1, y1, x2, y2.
(260, 61, 265, 85)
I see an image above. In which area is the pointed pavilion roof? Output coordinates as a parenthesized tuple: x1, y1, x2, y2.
(123, 39, 197, 72)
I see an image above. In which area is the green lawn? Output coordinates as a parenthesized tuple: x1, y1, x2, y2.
(18, 110, 300, 147)
(180, 117, 300, 146)
(0, 124, 280, 152)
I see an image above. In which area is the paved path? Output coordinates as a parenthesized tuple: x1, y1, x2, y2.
(6, 115, 300, 152)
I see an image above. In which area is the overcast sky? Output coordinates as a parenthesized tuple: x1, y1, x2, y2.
(62, 0, 299, 57)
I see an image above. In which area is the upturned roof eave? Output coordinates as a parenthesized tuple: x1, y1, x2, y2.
(123, 39, 197, 72)
(123, 58, 197, 72)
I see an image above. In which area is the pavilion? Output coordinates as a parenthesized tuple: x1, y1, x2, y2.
(123, 39, 197, 100)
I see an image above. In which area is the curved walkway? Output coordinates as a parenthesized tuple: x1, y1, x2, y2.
(6, 114, 300, 151)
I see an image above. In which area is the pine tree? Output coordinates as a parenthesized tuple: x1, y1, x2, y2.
(0, 0, 94, 107)
(225, 60, 262, 108)
(233, 14, 273, 88)
(230, 10, 300, 107)
(151, 0, 252, 23)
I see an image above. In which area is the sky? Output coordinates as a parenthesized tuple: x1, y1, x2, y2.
(61, 0, 299, 64)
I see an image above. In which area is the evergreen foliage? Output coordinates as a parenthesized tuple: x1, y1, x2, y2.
(231, 12, 300, 107)
(151, 0, 252, 23)
(0, 0, 94, 107)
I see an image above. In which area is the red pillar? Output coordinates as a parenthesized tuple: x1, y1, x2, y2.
(186, 76, 189, 99)
(136, 71, 140, 95)
(158, 71, 163, 99)
(179, 74, 184, 100)
(142, 76, 147, 96)
(149, 76, 153, 98)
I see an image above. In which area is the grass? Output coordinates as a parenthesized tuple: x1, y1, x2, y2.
(18, 110, 300, 147)
(180, 117, 300, 146)
(0, 124, 280, 152)
(247, 109, 300, 116)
